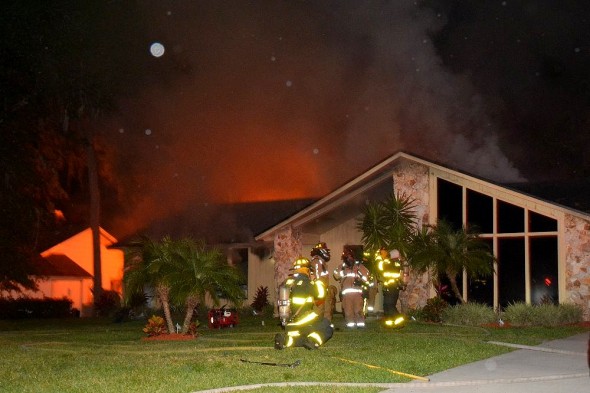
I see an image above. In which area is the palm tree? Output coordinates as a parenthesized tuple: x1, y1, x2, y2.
(356, 192, 418, 258)
(164, 238, 244, 334)
(124, 235, 176, 334)
(408, 220, 495, 303)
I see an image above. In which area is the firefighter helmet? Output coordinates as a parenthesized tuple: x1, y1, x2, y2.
(292, 256, 311, 276)
(342, 246, 355, 267)
(390, 249, 401, 260)
(311, 242, 331, 261)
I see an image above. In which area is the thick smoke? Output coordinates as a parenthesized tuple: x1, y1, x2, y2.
(104, 1, 527, 240)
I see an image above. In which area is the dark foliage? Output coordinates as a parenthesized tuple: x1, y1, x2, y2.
(0, 297, 73, 319)
(251, 286, 270, 313)
(94, 290, 121, 317)
(420, 297, 449, 323)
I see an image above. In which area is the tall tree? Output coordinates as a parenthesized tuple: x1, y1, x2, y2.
(0, 1, 151, 295)
(124, 236, 176, 334)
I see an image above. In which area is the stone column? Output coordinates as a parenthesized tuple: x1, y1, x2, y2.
(273, 226, 302, 288)
(564, 214, 590, 321)
(393, 160, 432, 311)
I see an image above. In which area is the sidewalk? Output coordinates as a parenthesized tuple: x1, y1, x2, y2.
(380, 331, 589, 393)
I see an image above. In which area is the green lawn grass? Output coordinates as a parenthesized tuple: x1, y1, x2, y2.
(0, 313, 587, 393)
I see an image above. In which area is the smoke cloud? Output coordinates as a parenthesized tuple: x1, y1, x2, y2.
(102, 1, 528, 241)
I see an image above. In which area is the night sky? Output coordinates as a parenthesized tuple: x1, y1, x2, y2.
(9, 1, 590, 243)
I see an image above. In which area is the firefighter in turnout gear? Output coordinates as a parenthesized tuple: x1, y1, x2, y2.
(333, 246, 370, 328)
(376, 248, 407, 328)
(361, 251, 378, 316)
(310, 242, 336, 321)
(362, 271, 377, 317)
(274, 257, 334, 350)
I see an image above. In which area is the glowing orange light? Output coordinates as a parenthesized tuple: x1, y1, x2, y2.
(54, 209, 65, 221)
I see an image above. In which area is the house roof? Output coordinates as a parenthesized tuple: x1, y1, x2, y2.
(41, 226, 118, 258)
(255, 151, 590, 242)
(33, 254, 92, 278)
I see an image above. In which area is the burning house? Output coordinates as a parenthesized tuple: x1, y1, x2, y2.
(252, 152, 590, 320)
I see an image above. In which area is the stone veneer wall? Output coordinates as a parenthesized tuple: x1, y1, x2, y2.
(273, 226, 302, 288)
(563, 214, 590, 321)
(392, 160, 432, 311)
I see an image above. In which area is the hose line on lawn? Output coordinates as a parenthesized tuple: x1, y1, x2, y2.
(332, 356, 430, 381)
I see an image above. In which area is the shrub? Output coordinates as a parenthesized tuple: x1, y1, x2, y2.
(186, 321, 199, 337)
(143, 315, 167, 336)
(127, 292, 148, 313)
(95, 290, 122, 317)
(114, 292, 151, 323)
(418, 297, 449, 323)
(251, 286, 270, 314)
(0, 297, 73, 319)
(503, 302, 583, 326)
(555, 303, 584, 324)
(442, 302, 497, 326)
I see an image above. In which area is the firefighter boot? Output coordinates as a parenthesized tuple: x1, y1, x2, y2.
(274, 333, 285, 350)
(303, 337, 319, 350)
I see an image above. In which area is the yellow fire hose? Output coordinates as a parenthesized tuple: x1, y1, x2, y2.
(333, 356, 430, 382)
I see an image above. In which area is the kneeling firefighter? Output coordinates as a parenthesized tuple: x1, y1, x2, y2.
(275, 256, 334, 350)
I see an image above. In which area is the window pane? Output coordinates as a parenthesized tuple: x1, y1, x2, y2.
(437, 178, 462, 230)
(466, 189, 493, 234)
(498, 237, 525, 308)
(529, 211, 557, 232)
(467, 238, 494, 306)
(498, 200, 524, 233)
(530, 237, 558, 305)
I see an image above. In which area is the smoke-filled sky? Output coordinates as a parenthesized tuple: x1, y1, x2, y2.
(89, 1, 590, 242)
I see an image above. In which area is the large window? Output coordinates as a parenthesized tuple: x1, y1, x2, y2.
(498, 201, 524, 233)
(436, 177, 559, 310)
(467, 238, 494, 306)
(437, 179, 462, 230)
(530, 237, 558, 304)
(498, 238, 526, 308)
(467, 190, 493, 233)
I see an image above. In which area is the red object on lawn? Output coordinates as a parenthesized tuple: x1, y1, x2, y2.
(208, 306, 239, 329)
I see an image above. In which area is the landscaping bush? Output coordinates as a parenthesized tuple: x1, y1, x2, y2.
(95, 290, 122, 317)
(442, 302, 497, 326)
(555, 303, 585, 324)
(417, 297, 449, 323)
(503, 302, 583, 326)
(143, 315, 167, 336)
(251, 286, 270, 314)
(0, 297, 73, 319)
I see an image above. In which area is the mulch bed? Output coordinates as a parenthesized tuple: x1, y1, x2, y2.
(481, 322, 512, 328)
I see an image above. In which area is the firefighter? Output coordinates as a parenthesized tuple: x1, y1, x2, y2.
(362, 271, 377, 317)
(333, 246, 370, 328)
(361, 251, 379, 316)
(274, 257, 334, 350)
(310, 242, 336, 321)
(376, 248, 407, 327)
